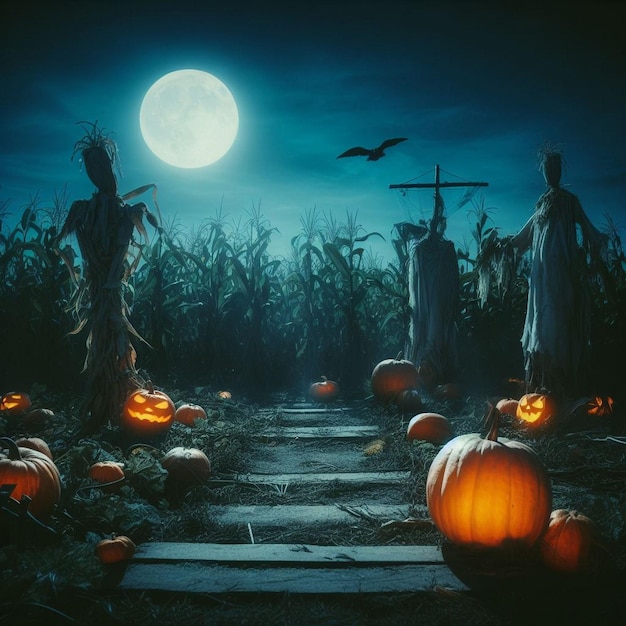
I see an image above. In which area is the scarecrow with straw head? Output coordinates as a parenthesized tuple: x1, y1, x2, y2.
(58, 122, 160, 432)
(479, 144, 609, 403)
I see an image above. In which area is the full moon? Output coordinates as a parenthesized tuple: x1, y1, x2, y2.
(139, 69, 239, 168)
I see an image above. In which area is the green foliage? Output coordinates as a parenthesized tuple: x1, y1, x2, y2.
(0, 195, 623, 399)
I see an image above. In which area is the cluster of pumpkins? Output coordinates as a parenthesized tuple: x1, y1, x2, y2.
(0, 387, 219, 564)
(367, 353, 607, 575)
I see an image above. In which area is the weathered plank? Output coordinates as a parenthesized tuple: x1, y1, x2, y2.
(259, 406, 352, 414)
(215, 470, 410, 486)
(258, 425, 380, 439)
(208, 504, 415, 526)
(132, 542, 444, 565)
(119, 562, 468, 593)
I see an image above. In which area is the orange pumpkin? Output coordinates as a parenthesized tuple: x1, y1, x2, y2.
(0, 392, 32, 415)
(496, 398, 519, 417)
(120, 383, 175, 437)
(516, 392, 557, 426)
(95, 534, 136, 564)
(308, 377, 340, 402)
(371, 352, 420, 403)
(586, 396, 614, 417)
(174, 403, 208, 427)
(406, 412, 454, 445)
(89, 461, 125, 492)
(14, 437, 53, 460)
(0, 436, 62, 521)
(161, 447, 212, 487)
(426, 410, 552, 549)
(540, 509, 602, 573)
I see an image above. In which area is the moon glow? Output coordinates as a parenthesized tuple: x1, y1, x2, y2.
(140, 69, 239, 168)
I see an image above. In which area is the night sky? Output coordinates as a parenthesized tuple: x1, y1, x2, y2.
(1, 0, 624, 262)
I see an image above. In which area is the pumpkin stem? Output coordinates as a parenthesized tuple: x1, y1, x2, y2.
(395, 351, 404, 361)
(0, 437, 21, 460)
(146, 379, 154, 393)
(484, 403, 501, 442)
(320, 376, 328, 382)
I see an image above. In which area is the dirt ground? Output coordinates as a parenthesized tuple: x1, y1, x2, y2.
(1, 388, 625, 624)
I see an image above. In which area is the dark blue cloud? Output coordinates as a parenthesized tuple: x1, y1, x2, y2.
(1, 1, 624, 260)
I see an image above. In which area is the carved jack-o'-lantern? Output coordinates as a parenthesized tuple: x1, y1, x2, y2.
(516, 392, 556, 426)
(120, 383, 175, 438)
(586, 395, 614, 417)
(0, 392, 32, 415)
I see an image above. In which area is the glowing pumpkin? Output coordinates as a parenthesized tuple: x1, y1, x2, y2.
(174, 403, 208, 427)
(216, 390, 232, 400)
(540, 509, 602, 573)
(586, 396, 614, 417)
(371, 352, 420, 403)
(308, 377, 340, 402)
(0, 436, 62, 521)
(426, 409, 552, 549)
(0, 392, 32, 415)
(120, 383, 175, 437)
(95, 534, 136, 564)
(516, 392, 556, 426)
(406, 412, 454, 445)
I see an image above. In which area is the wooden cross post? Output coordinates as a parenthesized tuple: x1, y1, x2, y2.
(389, 165, 488, 385)
(390, 164, 488, 236)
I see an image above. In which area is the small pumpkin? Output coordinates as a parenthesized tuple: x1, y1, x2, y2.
(426, 408, 552, 549)
(120, 382, 175, 437)
(496, 398, 519, 417)
(0, 392, 32, 415)
(540, 509, 602, 573)
(433, 383, 462, 401)
(216, 390, 232, 400)
(586, 395, 614, 417)
(161, 447, 212, 487)
(406, 412, 454, 445)
(371, 352, 420, 403)
(89, 461, 125, 492)
(308, 377, 340, 403)
(395, 389, 423, 416)
(22, 408, 55, 429)
(14, 437, 53, 460)
(516, 392, 557, 426)
(174, 403, 208, 427)
(0, 436, 62, 521)
(95, 534, 136, 564)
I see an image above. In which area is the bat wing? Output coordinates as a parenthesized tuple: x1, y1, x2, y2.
(379, 137, 408, 151)
(337, 146, 371, 159)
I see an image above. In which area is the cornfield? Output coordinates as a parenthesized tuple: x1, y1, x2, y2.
(1, 197, 624, 405)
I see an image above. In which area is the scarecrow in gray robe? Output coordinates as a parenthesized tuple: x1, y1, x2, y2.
(483, 146, 608, 401)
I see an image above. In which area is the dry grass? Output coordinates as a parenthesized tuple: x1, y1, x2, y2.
(1, 390, 625, 625)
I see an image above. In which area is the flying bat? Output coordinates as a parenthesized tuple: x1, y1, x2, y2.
(337, 137, 407, 161)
